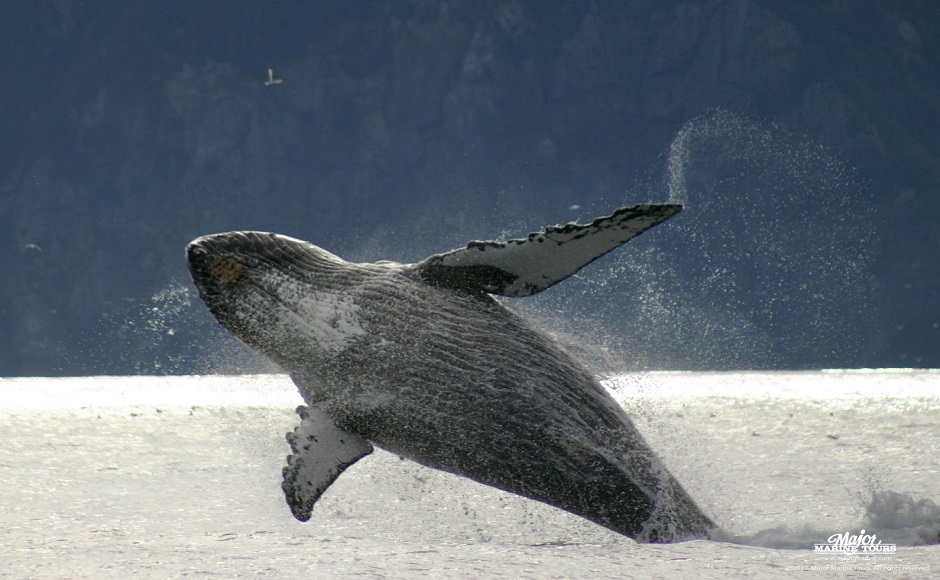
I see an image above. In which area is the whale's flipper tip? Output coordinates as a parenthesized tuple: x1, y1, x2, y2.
(281, 405, 373, 521)
(413, 203, 682, 297)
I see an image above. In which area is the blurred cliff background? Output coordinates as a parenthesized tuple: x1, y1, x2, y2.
(3, 0, 938, 375)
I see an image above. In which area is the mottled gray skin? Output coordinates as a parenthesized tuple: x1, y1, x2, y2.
(187, 230, 715, 542)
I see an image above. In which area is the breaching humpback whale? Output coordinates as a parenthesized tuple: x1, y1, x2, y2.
(186, 203, 715, 543)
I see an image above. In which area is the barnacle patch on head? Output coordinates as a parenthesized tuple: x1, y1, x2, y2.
(210, 256, 247, 286)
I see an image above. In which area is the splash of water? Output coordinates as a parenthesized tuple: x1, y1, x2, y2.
(718, 490, 940, 549)
(531, 109, 879, 370)
(79, 280, 276, 374)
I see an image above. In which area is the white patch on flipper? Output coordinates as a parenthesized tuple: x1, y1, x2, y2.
(282, 405, 373, 521)
(414, 204, 682, 296)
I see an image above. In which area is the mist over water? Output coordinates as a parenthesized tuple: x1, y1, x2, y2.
(518, 110, 877, 371)
(661, 110, 875, 367)
(76, 280, 274, 376)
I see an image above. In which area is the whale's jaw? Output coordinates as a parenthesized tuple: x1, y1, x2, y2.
(185, 232, 365, 367)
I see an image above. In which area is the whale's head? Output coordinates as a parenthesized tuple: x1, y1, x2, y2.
(186, 232, 368, 368)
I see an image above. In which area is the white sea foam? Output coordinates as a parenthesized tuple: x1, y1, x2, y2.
(601, 369, 940, 550)
(717, 490, 940, 549)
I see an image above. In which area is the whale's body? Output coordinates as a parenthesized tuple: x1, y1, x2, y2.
(186, 204, 715, 542)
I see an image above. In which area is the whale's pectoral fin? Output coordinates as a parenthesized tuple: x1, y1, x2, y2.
(282, 405, 373, 521)
(412, 204, 682, 297)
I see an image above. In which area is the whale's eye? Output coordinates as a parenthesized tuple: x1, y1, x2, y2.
(210, 256, 247, 286)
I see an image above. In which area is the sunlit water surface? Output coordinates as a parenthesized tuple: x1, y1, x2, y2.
(1, 370, 937, 578)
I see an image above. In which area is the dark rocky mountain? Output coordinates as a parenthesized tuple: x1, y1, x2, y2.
(3, 1, 937, 375)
